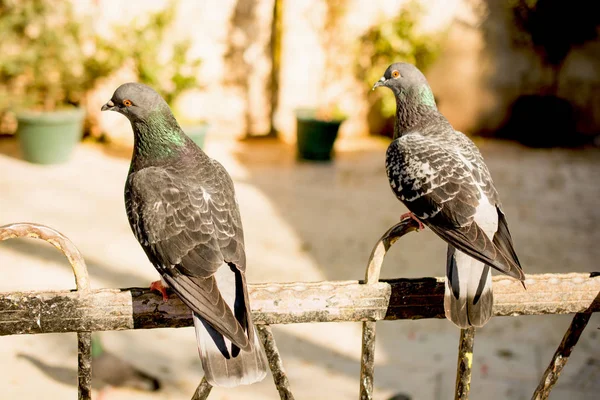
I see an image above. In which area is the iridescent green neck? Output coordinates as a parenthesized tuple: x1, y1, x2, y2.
(393, 84, 438, 139)
(132, 109, 187, 160)
(418, 85, 436, 108)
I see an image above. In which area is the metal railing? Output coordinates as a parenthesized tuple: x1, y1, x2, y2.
(1, 222, 598, 400)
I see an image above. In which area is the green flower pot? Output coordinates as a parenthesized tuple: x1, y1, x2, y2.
(295, 109, 344, 161)
(16, 108, 85, 164)
(182, 123, 209, 149)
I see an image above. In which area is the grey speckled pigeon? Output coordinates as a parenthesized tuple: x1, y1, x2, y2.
(373, 63, 525, 328)
(101, 83, 267, 387)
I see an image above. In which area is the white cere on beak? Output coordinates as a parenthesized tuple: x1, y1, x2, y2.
(372, 76, 386, 91)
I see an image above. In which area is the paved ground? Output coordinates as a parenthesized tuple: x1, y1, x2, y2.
(0, 136, 598, 399)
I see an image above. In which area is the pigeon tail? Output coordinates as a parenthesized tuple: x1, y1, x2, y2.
(194, 314, 267, 387)
(444, 246, 493, 328)
(193, 263, 267, 387)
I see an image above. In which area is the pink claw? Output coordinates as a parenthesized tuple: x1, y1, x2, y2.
(150, 280, 169, 302)
(400, 212, 425, 230)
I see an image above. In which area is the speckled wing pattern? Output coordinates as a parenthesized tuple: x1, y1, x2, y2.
(385, 131, 524, 280)
(125, 159, 251, 350)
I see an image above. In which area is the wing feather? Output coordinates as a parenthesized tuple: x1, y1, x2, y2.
(125, 159, 251, 348)
(386, 132, 523, 279)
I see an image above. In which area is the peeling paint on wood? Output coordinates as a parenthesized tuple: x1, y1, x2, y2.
(0, 274, 597, 336)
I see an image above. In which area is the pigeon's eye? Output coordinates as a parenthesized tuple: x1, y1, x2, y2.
(391, 70, 401, 78)
(123, 99, 133, 107)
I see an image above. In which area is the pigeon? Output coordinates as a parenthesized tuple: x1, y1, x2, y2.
(101, 83, 268, 387)
(373, 63, 525, 328)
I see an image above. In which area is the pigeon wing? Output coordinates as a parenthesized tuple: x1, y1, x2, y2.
(452, 133, 523, 276)
(386, 132, 523, 280)
(126, 163, 250, 349)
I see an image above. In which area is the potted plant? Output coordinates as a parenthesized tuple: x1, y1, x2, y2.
(355, 1, 441, 138)
(295, 0, 348, 161)
(0, 0, 126, 164)
(295, 107, 345, 161)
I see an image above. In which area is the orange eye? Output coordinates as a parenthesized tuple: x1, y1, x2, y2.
(123, 99, 132, 107)
(391, 70, 401, 78)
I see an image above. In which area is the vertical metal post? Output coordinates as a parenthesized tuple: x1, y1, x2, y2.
(359, 320, 377, 400)
(77, 332, 93, 400)
(257, 324, 295, 400)
(455, 327, 476, 400)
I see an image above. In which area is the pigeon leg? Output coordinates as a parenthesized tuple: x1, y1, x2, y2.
(150, 280, 169, 302)
(400, 212, 425, 230)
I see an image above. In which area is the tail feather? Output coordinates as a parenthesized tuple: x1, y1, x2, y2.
(192, 263, 268, 387)
(194, 313, 268, 387)
(444, 246, 493, 328)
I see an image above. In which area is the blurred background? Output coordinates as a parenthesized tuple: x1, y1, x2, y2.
(0, 0, 598, 399)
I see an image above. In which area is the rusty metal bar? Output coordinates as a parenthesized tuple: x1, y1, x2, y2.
(531, 312, 593, 400)
(257, 324, 295, 400)
(455, 327, 476, 400)
(0, 273, 597, 336)
(359, 321, 377, 400)
(191, 377, 212, 400)
(0, 223, 93, 400)
(364, 219, 422, 284)
(0, 223, 91, 291)
(360, 219, 421, 399)
(78, 332, 92, 400)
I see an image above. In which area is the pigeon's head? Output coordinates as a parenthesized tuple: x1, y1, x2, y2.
(101, 83, 169, 122)
(372, 63, 433, 104)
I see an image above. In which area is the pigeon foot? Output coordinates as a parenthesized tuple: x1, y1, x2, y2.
(400, 212, 425, 230)
(150, 280, 169, 302)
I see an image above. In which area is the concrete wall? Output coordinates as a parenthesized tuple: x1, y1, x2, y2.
(429, 0, 600, 138)
(89, 0, 600, 145)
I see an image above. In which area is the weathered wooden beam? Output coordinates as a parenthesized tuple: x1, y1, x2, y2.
(0, 273, 597, 336)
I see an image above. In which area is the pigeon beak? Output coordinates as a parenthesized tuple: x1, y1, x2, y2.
(372, 77, 386, 91)
(101, 100, 115, 112)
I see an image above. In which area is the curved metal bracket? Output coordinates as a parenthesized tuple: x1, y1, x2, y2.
(359, 218, 421, 399)
(0, 223, 92, 400)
